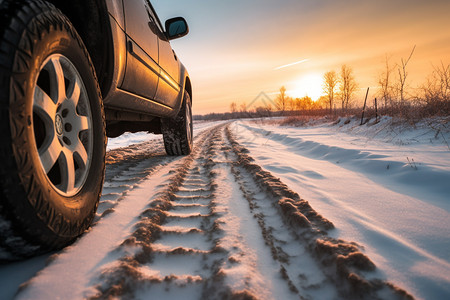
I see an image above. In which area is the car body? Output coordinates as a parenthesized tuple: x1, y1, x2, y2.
(51, 0, 192, 137)
(0, 0, 192, 259)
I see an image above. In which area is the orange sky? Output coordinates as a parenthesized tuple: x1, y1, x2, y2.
(153, 0, 450, 115)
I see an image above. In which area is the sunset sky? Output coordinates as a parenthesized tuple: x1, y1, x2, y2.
(152, 0, 450, 115)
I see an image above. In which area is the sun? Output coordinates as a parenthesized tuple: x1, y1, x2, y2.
(289, 73, 323, 100)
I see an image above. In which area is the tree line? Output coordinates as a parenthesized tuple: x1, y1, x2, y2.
(221, 48, 449, 121)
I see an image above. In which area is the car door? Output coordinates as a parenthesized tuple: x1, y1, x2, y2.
(148, 1, 182, 108)
(121, 0, 160, 101)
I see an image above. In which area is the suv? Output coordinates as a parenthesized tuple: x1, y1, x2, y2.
(0, 0, 192, 259)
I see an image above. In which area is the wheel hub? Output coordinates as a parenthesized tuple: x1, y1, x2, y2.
(55, 114, 64, 135)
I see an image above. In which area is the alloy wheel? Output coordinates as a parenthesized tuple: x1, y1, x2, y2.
(32, 54, 93, 196)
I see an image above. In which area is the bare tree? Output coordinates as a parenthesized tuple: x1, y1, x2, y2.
(287, 97, 296, 112)
(423, 62, 450, 104)
(338, 65, 358, 111)
(323, 71, 338, 113)
(295, 96, 313, 111)
(434, 62, 450, 100)
(239, 102, 247, 113)
(230, 101, 237, 113)
(378, 55, 395, 108)
(397, 45, 416, 102)
(317, 95, 329, 110)
(275, 86, 288, 113)
(255, 105, 272, 118)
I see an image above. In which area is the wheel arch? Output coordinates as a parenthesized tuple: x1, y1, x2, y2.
(45, 0, 114, 99)
(184, 75, 193, 104)
(171, 64, 192, 118)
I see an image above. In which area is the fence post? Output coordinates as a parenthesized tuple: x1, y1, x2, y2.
(375, 97, 378, 123)
(361, 87, 369, 125)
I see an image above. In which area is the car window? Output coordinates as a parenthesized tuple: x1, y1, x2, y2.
(146, 0, 165, 34)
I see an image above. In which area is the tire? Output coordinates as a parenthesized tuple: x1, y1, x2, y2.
(0, 0, 106, 260)
(161, 91, 193, 156)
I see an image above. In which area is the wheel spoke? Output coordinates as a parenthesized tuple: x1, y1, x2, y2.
(64, 114, 90, 145)
(67, 77, 81, 107)
(77, 116, 89, 131)
(73, 139, 88, 169)
(39, 135, 62, 173)
(49, 57, 67, 105)
(33, 86, 57, 121)
(60, 148, 76, 193)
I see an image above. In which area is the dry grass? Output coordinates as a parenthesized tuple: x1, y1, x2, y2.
(278, 99, 450, 130)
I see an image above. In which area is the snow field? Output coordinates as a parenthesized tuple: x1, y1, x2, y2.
(231, 118, 450, 300)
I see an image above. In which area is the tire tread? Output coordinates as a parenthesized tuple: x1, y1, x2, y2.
(161, 92, 193, 156)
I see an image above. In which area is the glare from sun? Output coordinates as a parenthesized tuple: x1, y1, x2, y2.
(289, 74, 323, 100)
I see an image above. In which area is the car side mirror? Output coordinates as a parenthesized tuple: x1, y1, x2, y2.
(165, 17, 189, 40)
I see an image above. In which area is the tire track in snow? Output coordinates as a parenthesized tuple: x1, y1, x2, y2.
(96, 139, 173, 223)
(88, 124, 413, 299)
(88, 125, 228, 299)
(97, 132, 209, 223)
(90, 124, 304, 299)
(224, 125, 414, 300)
(218, 128, 336, 299)
(96, 125, 224, 223)
(13, 125, 225, 300)
(13, 123, 414, 300)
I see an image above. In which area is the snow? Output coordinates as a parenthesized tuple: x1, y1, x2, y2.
(106, 120, 227, 151)
(0, 120, 222, 299)
(231, 117, 450, 300)
(213, 152, 291, 300)
(1, 117, 449, 299)
(16, 163, 179, 300)
(215, 143, 337, 299)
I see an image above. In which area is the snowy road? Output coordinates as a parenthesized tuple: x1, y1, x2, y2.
(1, 118, 449, 299)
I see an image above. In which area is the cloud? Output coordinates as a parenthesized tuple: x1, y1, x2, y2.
(274, 59, 310, 71)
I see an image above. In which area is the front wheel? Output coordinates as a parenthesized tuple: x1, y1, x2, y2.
(161, 91, 193, 156)
(0, 0, 106, 259)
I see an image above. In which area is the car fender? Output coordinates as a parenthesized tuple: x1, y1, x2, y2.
(169, 63, 191, 118)
(102, 0, 127, 105)
(105, 0, 125, 30)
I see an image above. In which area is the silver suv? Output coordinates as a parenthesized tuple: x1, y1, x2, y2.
(0, 0, 192, 259)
